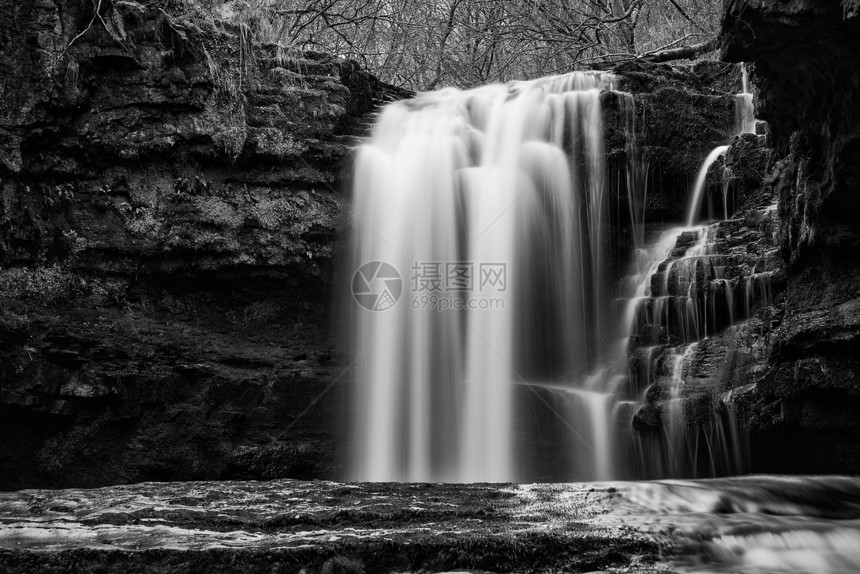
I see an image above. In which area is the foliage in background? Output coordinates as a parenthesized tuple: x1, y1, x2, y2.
(163, 0, 721, 90)
(54, 0, 720, 91)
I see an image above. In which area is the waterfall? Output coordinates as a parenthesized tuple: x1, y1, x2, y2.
(686, 146, 730, 227)
(619, 62, 764, 476)
(624, 223, 753, 478)
(736, 64, 756, 135)
(687, 64, 758, 227)
(617, 91, 649, 250)
(347, 64, 759, 483)
(348, 72, 618, 482)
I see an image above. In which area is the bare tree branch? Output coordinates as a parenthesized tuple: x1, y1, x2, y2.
(639, 36, 718, 62)
(665, 0, 706, 32)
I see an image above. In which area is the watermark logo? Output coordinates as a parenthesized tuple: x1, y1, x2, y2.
(410, 262, 506, 294)
(352, 260, 506, 312)
(411, 261, 506, 311)
(352, 261, 403, 311)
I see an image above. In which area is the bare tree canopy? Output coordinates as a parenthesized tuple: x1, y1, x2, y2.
(176, 0, 721, 89)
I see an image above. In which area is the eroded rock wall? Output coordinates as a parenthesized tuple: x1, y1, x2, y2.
(721, 0, 860, 472)
(0, 0, 405, 489)
(604, 61, 739, 222)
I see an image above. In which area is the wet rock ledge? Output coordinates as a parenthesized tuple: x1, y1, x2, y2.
(4, 476, 860, 573)
(0, 480, 660, 574)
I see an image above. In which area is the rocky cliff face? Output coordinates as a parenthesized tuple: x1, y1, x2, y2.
(0, 0, 406, 489)
(600, 61, 740, 283)
(617, 0, 860, 479)
(719, 0, 860, 472)
(603, 61, 740, 221)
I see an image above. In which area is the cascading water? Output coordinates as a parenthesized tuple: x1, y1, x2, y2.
(686, 145, 730, 227)
(736, 64, 756, 135)
(687, 64, 759, 226)
(347, 64, 761, 483)
(622, 221, 757, 478)
(618, 67, 763, 478)
(617, 91, 649, 250)
(348, 72, 618, 482)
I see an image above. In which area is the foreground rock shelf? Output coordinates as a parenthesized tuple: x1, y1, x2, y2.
(0, 480, 657, 573)
(2, 476, 860, 573)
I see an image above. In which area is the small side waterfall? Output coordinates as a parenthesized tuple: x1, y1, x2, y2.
(623, 222, 761, 478)
(618, 91, 649, 250)
(688, 64, 758, 226)
(620, 68, 762, 478)
(686, 145, 730, 227)
(736, 64, 756, 135)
